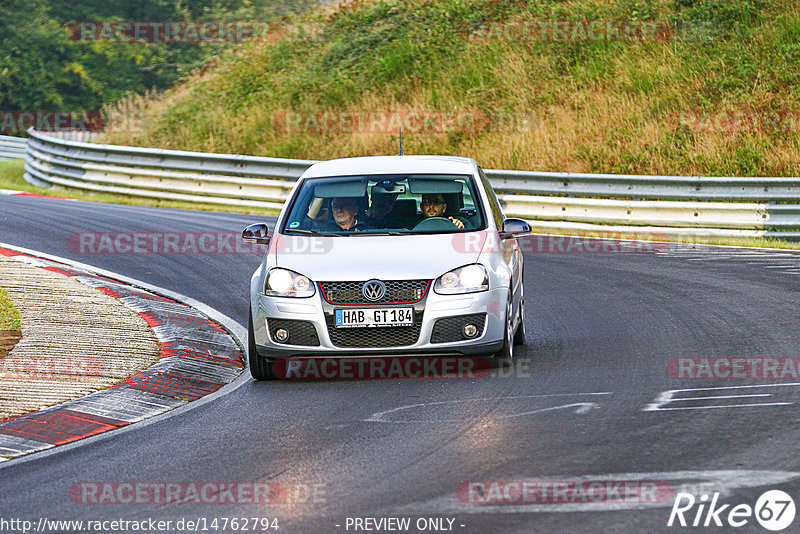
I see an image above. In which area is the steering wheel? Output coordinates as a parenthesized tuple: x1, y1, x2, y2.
(412, 217, 458, 232)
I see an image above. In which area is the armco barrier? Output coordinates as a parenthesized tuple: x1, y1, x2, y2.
(0, 135, 27, 160)
(22, 129, 800, 239)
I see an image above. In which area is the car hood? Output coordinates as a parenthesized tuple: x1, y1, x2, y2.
(273, 232, 486, 281)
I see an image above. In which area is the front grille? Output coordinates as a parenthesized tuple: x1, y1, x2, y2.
(430, 313, 487, 344)
(319, 280, 430, 305)
(267, 318, 320, 346)
(325, 312, 423, 348)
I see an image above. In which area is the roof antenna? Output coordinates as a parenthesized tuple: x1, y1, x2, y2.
(397, 126, 403, 156)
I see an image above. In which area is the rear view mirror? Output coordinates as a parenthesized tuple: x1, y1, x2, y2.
(242, 223, 271, 245)
(372, 181, 406, 195)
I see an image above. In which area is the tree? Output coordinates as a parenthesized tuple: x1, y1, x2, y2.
(0, 0, 89, 110)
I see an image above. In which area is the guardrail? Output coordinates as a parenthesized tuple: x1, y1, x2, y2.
(0, 135, 27, 160)
(23, 129, 800, 239)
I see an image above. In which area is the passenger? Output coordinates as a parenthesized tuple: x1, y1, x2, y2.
(418, 193, 471, 230)
(313, 197, 371, 232)
(363, 190, 399, 227)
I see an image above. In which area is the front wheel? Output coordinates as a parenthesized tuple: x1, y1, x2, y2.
(513, 298, 526, 346)
(494, 297, 514, 364)
(248, 311, 275, 380)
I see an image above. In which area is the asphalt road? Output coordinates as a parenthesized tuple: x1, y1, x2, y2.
(1, 194, 799, 533)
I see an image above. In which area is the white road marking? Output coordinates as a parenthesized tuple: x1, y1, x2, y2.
(646, 402, 792, 411)
(363, 393, 610, 423)
(745, 260, 800, 265)
(676, 394, 771, 401)
(686, 259, 796, 264)
(643, 383, 800, 412)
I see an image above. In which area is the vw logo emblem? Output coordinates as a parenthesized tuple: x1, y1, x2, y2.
(362, 280, 387, 302)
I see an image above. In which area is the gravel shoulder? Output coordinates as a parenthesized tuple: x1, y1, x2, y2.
(0, 256, 161, 421)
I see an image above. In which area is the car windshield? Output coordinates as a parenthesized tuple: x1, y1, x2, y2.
(281, 174, 486, 235)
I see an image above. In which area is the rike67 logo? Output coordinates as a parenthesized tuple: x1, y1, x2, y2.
(668, 490, 796, 531)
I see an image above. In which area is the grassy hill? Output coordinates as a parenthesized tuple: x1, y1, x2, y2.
(101, 0, 800, 176)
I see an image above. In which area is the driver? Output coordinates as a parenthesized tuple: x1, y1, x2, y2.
(418, 193, 470, 229)
(313, 197, 371, 232)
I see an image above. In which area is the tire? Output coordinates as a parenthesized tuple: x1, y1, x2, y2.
(494, 297, 514, 364)
(248, 311, 275, 380)
(513, 298, 527, 346)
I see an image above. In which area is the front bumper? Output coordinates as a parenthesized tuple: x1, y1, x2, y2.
(252, 286, 508, 360)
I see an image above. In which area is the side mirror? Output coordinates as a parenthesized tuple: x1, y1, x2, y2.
(499, 218, 531, 238)
(242, 223, 271, 245)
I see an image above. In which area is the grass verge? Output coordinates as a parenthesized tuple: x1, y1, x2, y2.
(101, 0, 800, 177)
(0, 285, 21, 332)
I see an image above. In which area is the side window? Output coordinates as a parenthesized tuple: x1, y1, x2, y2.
(478, 167, 504, 228)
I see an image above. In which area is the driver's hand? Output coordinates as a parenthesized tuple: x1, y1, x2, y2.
(448, 217, 465, 229)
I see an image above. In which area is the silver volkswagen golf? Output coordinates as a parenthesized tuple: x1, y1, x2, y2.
(242, 155, 530, 379)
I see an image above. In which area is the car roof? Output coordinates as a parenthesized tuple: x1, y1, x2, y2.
(299, 155, 479, 179)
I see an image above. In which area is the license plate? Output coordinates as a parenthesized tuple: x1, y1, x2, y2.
(334, 307, 414, 328)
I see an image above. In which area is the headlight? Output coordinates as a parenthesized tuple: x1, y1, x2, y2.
(434, 264, 489, 294)
(264, 268, 315, 298)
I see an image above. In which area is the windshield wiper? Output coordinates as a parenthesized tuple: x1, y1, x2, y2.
(284, 228, 345, 237)
(358, 231, 405, 236)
